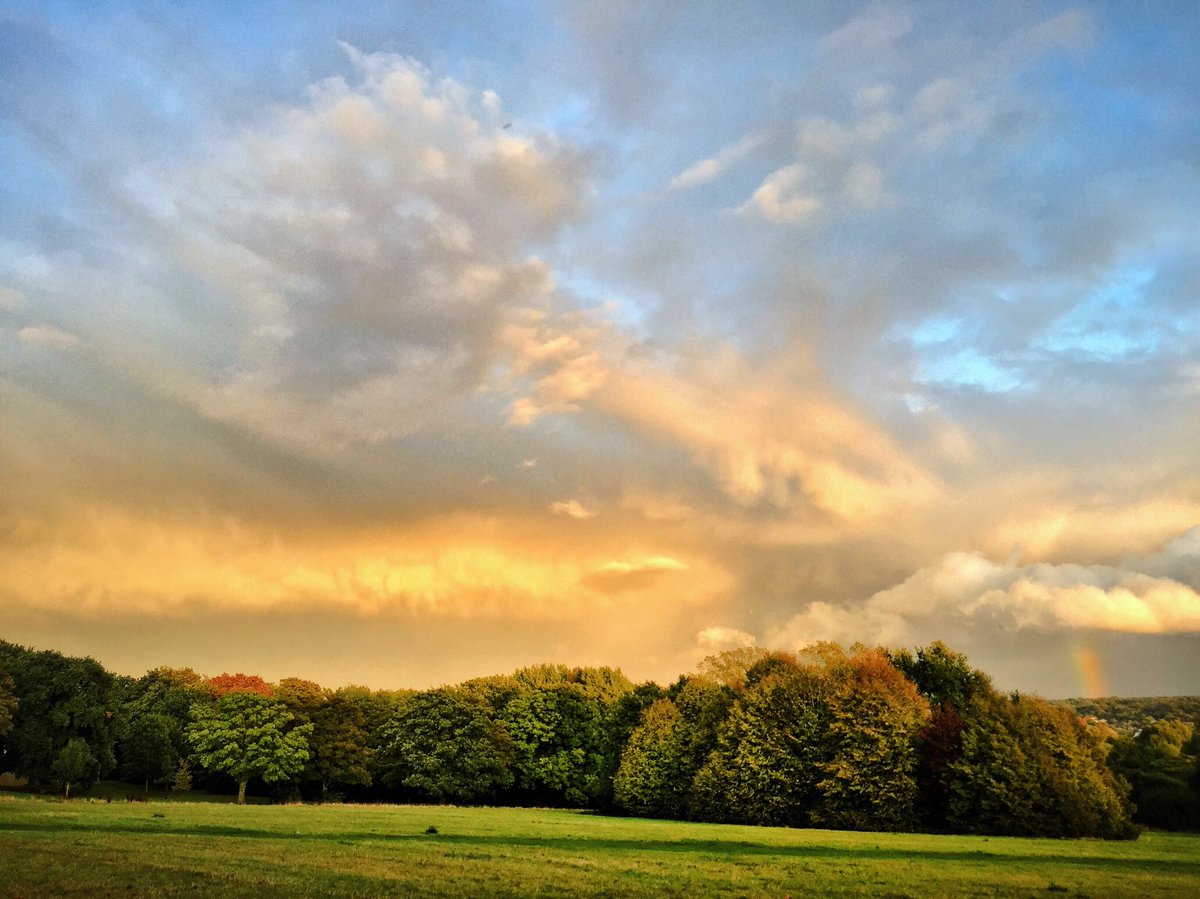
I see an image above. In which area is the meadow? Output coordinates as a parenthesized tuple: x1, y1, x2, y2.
(1, 794, 1198, 897)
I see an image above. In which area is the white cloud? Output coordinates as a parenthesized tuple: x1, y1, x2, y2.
(768, 528, 1200, 650)
(666, 134, 762, 192)
(739, 164, 823, 224)
(122, 46, 594, 448)
(550, 499, 596, 520)
(18, 324, 80, 350)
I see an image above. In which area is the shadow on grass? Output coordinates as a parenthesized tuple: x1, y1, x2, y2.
(1, 818, 1197, 875)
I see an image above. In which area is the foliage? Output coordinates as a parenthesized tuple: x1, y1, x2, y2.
(50, 737, 98, 798)
(205, 673, 276, 699)
(308, 693, 374, 801)
(0, 640, 117, 790)
(691, 659, 826, 826)
(1107, 719, 1200, 830)
(0, 634, 1151, 839)
(613, 699, 692, 818)
(171, 757, 193, 792)
(0, 665, 16, 743)
(1062, 696, 1200, 733)
(944, 691, 1135, 838)
(120, 713, 179, 791)
(375, 689, 514, 803)
(811, 648, 930, 831)
(502, 684, 606, 806)
(614, 677, 734, 820)
(889, 642, 989, 711)
(186, 692, 312, 803)
(595, 681, 666, 810)
(696, 647, 770, 691)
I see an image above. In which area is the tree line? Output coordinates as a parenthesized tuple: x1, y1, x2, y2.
(2, 637, 1197, 836)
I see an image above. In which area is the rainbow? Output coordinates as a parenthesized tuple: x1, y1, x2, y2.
(1072, 642, 1107, 698)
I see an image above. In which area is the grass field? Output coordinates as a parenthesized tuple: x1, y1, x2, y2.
(1, 794, 1198, 897)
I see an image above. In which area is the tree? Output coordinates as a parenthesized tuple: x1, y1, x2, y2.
(596, 681, 666, 810)
(171, 758, 193, 792)
(613, 699, 692, 818)
(51, 738, 97, 799)
(1108, 719, 1199, 830)
(0, 665, 16, 762)
(503, 684, 606, 806)
(811, 649, 930, 832)
(614, 678, 733, 820)
(945, 690, 1135, 838)
(275, 678, 328, 722)
(890, 642, 989, 712)
(690, 657, 828, 827)
(187, 692, 312, 804)
(118, 667, 210, 791)
(120, 713, 178, 793)
(309, 693, 374, 802)
(205, 673, 276, 699)
(0, 641, 117, 790)
(375, 689, 513, 803)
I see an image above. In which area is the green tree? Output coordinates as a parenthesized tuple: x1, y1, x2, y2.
(120, 713, 178, 794)
(1108, 719, 1199, 830)
(811, 648, 930, 832)
(187, 692, 312, 804)
(691, 656, 828, 827)
(117, 667, 209, 792)
(946, 690, 1134, 838)
(309, 693, 374, 802)
(0, 641, 117, 790)
(51, 737, 97, 799)
(613, 677, 733, 820)
(0, 665, 17, 753)
(596, 681, 666, 810)
(375, 689, 514, 803)
(171, 758, 193, 792)
(502, 684, 606, 806)
(612, 698, 692, 818)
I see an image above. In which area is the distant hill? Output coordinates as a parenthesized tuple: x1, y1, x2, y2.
(1059, 696, 1200, 732)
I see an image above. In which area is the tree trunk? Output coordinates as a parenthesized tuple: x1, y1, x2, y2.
(237, 779, 247, 805)
(321, 778, 328, 804)
(64, 782, 71, 800)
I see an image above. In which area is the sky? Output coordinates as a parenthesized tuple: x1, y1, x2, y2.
(2, 1, 1199, 698)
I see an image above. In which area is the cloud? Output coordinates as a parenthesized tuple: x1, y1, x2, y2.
(550, 499, 596, 520)
(17, 324, 80, 350)
(595, 343, 937, 521)
(768, 528, 1200, 651)
(499, 307, 612, 426)
(110, 46, 596, 448)
(583, 555, 690, 594)
(666, 134, 763, 192)
(739, 164, 823, 224)
(696, 626, 757, 651)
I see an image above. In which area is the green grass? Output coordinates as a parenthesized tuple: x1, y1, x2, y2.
(1, 795, 1197, 897)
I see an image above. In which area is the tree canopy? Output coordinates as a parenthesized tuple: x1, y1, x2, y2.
(186, 692, 312, 804)
(3, 635, 1186, 837)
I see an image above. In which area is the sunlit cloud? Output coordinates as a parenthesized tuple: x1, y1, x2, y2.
(550, 500, 596, 520)
(768, 528, 1200, 650)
